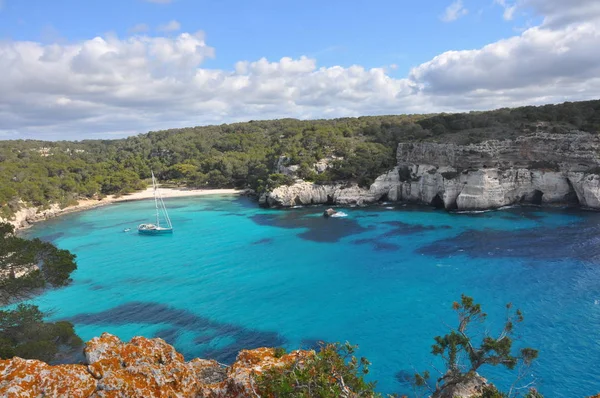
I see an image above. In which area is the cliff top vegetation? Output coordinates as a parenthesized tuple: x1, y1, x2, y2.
(0, 99, 598, 218)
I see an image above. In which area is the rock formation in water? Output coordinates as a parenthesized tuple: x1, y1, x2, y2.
(0, 332, 313, 398)
(261, 132, 600, 211)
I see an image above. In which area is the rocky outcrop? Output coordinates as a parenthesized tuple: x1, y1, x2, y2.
(261, 132, 600, 211)
(0, 333, 313, 398)
(259, 168, 400, 208)
(0, 203, 63, 230)
(396, 132, 600, 171)
(432, 373, 489, 398)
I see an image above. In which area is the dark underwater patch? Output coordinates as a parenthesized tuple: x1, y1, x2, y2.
(381, 221, 451, 236)
(39, 232, 65, 243)
(251, 238, 274, 245)
(352, 238, 400, 252)
(88, 284, 106, 291)
(201, 330, 286, 364)
(251, 211, 368, 243)
(72, 242, 101, 251)
(154, 327, 181, 344)
(67, 301, 287, 364)
(418, 218, 600, 262)
(122, 276, 176, 285)
(299, 338, 327, 351)
(222, 212, 246, 217)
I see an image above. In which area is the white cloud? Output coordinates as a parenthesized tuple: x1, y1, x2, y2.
(410, 22, 600, 94)
(496, 0, 600, 26)
(157, 20, 181, 32)
(494, 0, 517, 20)
(520, 0, 600, 27)
(441, 0, 468, 22)
(1, 3, 600, 140)
(129, 23, 150, 33)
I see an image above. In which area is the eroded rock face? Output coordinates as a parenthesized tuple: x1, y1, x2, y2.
(261, 132, 600, 210)
(0, 333, 313, 398)
(432, 373, 489, 398)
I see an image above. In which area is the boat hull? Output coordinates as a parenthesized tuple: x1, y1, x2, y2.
(138, 227, 173, 235)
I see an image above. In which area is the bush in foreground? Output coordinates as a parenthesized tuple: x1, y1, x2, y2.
(0, 304, 83, 363)
(256, 342, 379, 398)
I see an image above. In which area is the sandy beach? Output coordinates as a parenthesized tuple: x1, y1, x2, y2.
(63, 187, 243, 212)
(7, 187, 244, 231)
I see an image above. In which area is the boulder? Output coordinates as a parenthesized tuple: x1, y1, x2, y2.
(323, 208, 337, 217)
(0, 332, 314, 398)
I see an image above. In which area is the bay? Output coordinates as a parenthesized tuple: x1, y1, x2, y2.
(21, 196, 600, 396)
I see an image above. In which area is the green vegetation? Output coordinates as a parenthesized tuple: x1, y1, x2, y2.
(1, 100, 598, 218)
(413, 295, 540, 398)
(0, 222, 82, 363)
(256, 342, 379, 398)
(0, 304, 83, 363)
(0, 223, 77, 305)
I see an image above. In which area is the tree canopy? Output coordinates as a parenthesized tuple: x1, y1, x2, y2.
(0, 222, 77, 305)
(1, 100, 598, 218)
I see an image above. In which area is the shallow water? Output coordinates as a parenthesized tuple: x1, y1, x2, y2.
(21, 196, 600, 396)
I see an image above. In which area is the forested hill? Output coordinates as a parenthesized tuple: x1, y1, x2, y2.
(1, 100, 599, 218)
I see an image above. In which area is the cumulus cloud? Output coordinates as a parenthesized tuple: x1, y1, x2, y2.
(441, 0, 468, 22)
(496, 0, 600, 27)
(1, 2, 600, 139)
(410, 23, 600, 94)
(158, 20, 181, 32)
(521, 0, 600, 27)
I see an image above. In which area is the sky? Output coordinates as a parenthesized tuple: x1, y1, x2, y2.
(0, 0, 599, 140)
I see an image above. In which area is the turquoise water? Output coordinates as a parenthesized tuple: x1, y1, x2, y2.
(21, 196, 600, 396)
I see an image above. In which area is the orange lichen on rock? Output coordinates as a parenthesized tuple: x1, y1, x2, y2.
(85, 332, 220, 397)
(225, 347, 315, 397)
(0, 357, 96, 398)
(0, 332, 313, 398)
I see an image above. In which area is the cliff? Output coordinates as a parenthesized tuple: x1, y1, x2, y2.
(261, 132, 600, 211)
(0, 333, 313, 398)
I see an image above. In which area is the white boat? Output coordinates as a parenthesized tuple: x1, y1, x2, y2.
(138, 171, 173, 235)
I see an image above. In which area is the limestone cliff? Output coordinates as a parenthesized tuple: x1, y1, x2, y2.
(0, 333, 313, 398)
(261, 132, 600, 211)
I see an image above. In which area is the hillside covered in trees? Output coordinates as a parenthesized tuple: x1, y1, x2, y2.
(1, 100, 599, 218)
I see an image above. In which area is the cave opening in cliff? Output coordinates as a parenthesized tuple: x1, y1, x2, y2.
(530, 190, 544, 205)
(326, 195, 334, 205)
(430, 194, 445, 209)
(565, 179, 581, 205)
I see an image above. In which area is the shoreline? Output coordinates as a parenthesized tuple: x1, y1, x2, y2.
(8, 187, 244, 231)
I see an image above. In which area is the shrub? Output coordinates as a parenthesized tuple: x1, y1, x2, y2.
(256, 342, 379, 398)
(413, 295, 540, 398)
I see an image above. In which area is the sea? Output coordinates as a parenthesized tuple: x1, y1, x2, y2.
(20, 195, 600, 396)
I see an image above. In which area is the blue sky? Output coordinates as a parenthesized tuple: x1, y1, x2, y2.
(1, 0, 524, 75)
(0, 0, 598, 139)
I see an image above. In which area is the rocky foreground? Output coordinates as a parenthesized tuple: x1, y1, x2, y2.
(261, 132, 600, 211)
(0, 333, 312, 398)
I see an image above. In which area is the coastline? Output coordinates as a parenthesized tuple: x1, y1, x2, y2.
(7, 187, 243, 231)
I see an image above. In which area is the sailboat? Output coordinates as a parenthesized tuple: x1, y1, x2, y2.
(138, 171, 173, 235)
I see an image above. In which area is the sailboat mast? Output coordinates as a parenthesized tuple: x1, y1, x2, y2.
(152, 171, 160, 227)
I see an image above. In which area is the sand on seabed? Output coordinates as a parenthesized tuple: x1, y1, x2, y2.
(13, 187, 243, 230)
